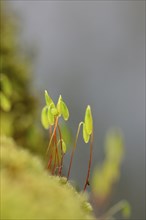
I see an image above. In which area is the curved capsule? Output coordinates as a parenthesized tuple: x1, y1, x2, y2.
(45, 90, 55, 107)
(57, 95, 69, 121)
(84, 105, 93, 135)
(62, 140, 67, 153)
(56, 95, 62, 116)
(61, 101, 69, 121)
(47, 107, 55, 125)
(83, 123, 90, 143)
(41, 106, 50, 129)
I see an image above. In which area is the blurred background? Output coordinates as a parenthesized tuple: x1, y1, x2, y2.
(2, 1, 145, 219)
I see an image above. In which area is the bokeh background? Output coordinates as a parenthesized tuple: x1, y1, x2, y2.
(7, 1, 145, 219)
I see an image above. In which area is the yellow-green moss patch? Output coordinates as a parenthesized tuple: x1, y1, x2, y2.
(0, 136, 95, 220)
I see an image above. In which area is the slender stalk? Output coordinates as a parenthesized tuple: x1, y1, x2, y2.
(67, 122, 83, 180)
(46, 116, 59, 155)
(52, 129, 58, 174)
(49, 126, 52, 139)
(48, 124, 63, 176)
(44, 126, 52, 163)
(83, 131, 94, 191)
(57, 124, 63, 176)
(47, 154, 53, 170)
(56, 146, 60, 171)
(52, 148, 57, 175)
(101, 200, 127, 219)
(57, 124, 63, 153)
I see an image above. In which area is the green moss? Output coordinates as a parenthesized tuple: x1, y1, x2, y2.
(0, 136, 95, 220)
(0, 2, 47, 156)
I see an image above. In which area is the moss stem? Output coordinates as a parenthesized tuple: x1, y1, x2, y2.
(46, 117, 59, 155)
(101, 200, 128, 219)
(57, 124, 64, 176)
(67, 122, 83, 180)
(83, 131, 93, 191)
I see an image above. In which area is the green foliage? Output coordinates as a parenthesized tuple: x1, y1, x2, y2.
(91, 129, 124, 198)
(91, 136, 131, 220)
(0, 136, 95, 220)
(0, 91, 11, 111)
(0, 73, 12, 111)
(102, 200, 131, 219)
(0, 3, 46, 156)
(0, 73, 12, 96)
(122, 201, 131, 218)
(105, 129, 124, 163)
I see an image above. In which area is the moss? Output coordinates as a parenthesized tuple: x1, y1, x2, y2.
(0, 136, 95, 220)
(0, 2, 47, 156)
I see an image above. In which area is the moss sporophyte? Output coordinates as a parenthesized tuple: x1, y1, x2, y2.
(41, 90, 93, 191)
(40, 91, 131, 219)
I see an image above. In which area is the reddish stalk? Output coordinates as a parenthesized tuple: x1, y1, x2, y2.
(57, 124, 63, 152)
(46, 116, 59, 155)
(83, 131, 94, 191)
(49, 126, 52, 139)
(47, 154, 53, 170)
(45, 126, 53, 164)
(51, 130, 57, 174)
(59, 153, 64, 176)
(67, 122, 83, 180)
(56, 147, 60, 172)
(57, 124, 64, 176)
(52, 149, 57, 175)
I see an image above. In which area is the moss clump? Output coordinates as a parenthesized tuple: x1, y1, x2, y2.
(0, 136, 95, 220)
(0, 2, 46, 156)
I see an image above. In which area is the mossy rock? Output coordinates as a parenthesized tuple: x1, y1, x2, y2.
(0, 136, 95, 220)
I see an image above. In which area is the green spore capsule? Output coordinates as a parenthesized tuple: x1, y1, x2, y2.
(83, 123, 90, 143)
(45, 90, 54, 107)
(84, 105, 93, 135)
(61, 101, 69, 121)
(41, 106, 49, 129)
(51, 107, 58, 116)
(62, 140, 67, 153)
(57, 95, 62, 116)
(47, 107, 55, 125)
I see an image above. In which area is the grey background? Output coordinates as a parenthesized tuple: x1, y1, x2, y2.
(10, 1, 145, 219)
